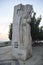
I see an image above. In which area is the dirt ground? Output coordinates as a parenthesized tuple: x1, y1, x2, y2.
(0, 45, 43, 65)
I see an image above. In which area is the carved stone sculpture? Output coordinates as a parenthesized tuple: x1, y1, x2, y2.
(12, 4, 33, 60)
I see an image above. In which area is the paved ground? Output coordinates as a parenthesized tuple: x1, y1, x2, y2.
(0, 59, 20, 65)
(0, 45, 43, 65)
(0, 46, 12, 60)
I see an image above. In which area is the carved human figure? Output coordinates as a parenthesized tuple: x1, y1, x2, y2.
(19, 9, 33, 49)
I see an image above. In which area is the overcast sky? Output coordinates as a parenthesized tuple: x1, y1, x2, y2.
(0, 0, 43, 41)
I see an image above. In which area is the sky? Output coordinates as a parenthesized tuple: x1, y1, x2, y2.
(0, 0, 43, 41)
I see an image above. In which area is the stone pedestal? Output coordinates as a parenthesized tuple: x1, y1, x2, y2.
(12, 4, 33, 60)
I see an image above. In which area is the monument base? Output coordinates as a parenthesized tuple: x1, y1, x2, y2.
(12, 48, 32, 61)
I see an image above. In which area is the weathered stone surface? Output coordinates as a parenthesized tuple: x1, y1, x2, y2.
(12, 4, 33, 60)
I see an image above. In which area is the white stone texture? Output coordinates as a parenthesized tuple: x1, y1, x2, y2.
(12, 4, 33, 60)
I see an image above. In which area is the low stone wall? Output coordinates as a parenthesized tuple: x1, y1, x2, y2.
(0, 41, 11, 47)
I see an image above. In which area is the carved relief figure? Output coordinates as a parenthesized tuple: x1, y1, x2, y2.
(18, 5, 33, 49)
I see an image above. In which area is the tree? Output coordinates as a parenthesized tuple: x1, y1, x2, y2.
(30, 12, 41, 41)
(39, 26, 43, 40)
(8, 23, 12, 40)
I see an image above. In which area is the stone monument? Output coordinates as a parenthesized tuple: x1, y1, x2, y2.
(12, 4, 33, 60)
